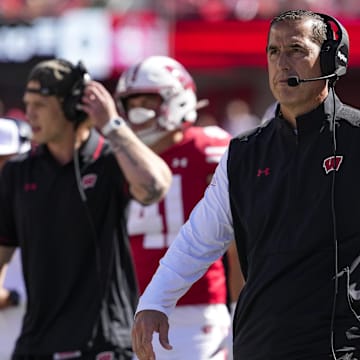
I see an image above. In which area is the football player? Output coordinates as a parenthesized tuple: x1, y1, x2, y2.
(116, 56, 244, 360)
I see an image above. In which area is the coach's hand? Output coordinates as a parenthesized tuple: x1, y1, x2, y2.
(132, 310, 173, 360)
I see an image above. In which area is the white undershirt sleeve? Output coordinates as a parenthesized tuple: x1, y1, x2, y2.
(136, 149, 234, 316)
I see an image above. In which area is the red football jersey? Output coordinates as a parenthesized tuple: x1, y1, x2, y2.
(129, 125, 231, 305)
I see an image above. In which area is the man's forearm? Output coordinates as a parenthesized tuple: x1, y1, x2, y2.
(106, 124, 172, 205)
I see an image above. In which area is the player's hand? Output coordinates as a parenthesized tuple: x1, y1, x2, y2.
(132, 310, 173, 360)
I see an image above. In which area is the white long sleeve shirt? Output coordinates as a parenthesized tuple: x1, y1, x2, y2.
(136, 149, 234, 316)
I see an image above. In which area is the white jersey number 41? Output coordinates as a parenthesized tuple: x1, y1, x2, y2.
(127, 175, 184, 249)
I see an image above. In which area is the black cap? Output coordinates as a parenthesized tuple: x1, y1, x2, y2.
(26, 59, 82, 97)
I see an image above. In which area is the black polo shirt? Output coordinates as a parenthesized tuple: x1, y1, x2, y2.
(228, 92, 360, 359)
(0, 129, 138, 355)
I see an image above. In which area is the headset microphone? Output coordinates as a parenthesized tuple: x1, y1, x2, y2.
(287, 74, 337, 87)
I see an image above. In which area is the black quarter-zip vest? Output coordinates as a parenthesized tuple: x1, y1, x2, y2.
(228, 92, 360, 359)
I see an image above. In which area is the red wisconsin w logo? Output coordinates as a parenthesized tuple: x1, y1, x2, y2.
(82, 174, 97, 189)
(323, 155, 343, 174)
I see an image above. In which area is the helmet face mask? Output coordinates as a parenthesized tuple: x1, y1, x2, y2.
(122, 93, 166, 145)
(115, 56, 198, 143)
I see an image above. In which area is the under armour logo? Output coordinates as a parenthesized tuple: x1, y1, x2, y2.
(172, 157, 188, 168)
(257, 168, 270, 177)
(24, 183, 37, 191)
(323, 155, 343, 174)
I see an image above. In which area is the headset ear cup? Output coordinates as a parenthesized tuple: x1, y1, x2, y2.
(320, 39, 337, 76)
(317, 12, 349, 79)
(62, 80, 87, 123)
(62, 62, 90, 124)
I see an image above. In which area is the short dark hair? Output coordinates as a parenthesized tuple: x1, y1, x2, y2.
(269, 9, 327, 46)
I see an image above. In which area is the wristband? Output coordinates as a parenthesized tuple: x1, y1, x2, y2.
(101, 117, 124, 136)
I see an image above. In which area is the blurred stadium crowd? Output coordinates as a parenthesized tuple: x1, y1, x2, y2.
(0, 0, 359, 21)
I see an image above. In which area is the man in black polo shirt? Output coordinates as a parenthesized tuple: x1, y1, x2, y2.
(131, 10, 360, 360)
(0, 59, 172, 360)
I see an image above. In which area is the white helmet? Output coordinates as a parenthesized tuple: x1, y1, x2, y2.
(115, 56, 198, 131)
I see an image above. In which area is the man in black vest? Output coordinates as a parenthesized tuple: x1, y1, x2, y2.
(131, 10, 360, 360)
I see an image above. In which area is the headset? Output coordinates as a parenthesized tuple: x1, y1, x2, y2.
(319, 13, 349, 80)
(61, 61, 91, 124)
(287, 13, 349, 87)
